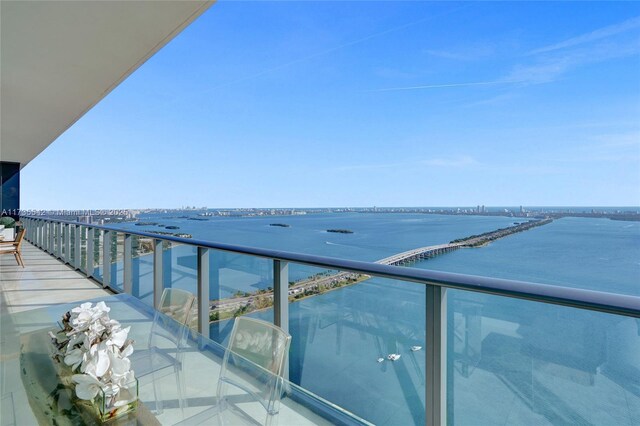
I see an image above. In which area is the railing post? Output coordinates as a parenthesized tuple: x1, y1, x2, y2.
(49, 221, 54, 254)
(103, 230, 111, 288)
(123, 233, 132, 294)
(74, 225, 81, 269)
(49, 221, 57, 257)
(273, 260, 289, 334)
(86, 227, 94, 278)
(197, 247, 210, 339)
(65, 224, 71, 264)
(153, 239, 163, 309)
(426, 285, 447, 426)
(274, 259, 290, 381)
(57, 222, 63, 259)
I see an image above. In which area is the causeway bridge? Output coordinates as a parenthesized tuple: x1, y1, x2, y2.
(376, 243, 463, 266)
(375, 218, 553, 266)
(211, 218, 553, 315)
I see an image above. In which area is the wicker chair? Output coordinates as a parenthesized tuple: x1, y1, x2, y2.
(0, 229, 25, 267)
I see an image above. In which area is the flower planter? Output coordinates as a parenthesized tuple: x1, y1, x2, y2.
(48, 301, 139, 423)
(97, 376, 139, 421)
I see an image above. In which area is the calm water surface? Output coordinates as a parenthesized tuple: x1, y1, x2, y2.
(108, 213, 640, 425)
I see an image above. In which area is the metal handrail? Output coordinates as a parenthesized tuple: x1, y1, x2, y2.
(20, 214, 640, 426)
(20, 215, 640, 318)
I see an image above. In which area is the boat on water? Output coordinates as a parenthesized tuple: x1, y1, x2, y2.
(377, 357, 384, 363)
(387, 354, 401, 361)
(410, 346, 422, 351)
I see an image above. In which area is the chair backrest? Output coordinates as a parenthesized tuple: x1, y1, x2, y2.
(14, 229, 25, 249)
(149, 288, 196, 351)
(217, 317, 291, 420)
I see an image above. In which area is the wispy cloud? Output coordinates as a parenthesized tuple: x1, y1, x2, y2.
(530, 15, 640, 55)
(506, 39, 640, 84)
(422, 156, 479, 167)
(503, 57, 575, 84)
(550, 131, 640, 164)
(334, 161, 408, 172)
(370, 15, 640, 93)
(593, 131, 640, 148)
(335, 156, 480, 172)
(365, 80, 511, 92)
(425, 43, 495, 61)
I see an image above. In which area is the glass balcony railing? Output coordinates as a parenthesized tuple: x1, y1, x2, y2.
(20, 216, 640, 425)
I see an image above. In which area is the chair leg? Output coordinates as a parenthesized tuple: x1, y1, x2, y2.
(176, 367, 186, 413)
(151, 371, 164, 415)
(16, 252, 25, 267)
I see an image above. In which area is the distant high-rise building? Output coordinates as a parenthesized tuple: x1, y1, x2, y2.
(77, 215, 92, 224)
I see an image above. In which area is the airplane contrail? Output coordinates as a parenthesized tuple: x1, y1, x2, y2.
(366, 80, 517, 92)
(202, 3, 473, 92)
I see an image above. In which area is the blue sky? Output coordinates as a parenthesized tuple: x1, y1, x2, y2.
(22, 1, 640, 209)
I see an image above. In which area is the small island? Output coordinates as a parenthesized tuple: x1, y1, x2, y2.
(327, 229, 354, 234)
(165, 225, 180, 230)
(270, 223, 290, 228)
(135, 222, 158, 226)
(147, 230, 192, 238)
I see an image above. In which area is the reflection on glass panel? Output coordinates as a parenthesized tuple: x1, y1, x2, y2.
(161, 243, 198, 328)
(208, 250, 273, 343)
(112, 232, 124, 291)
(69, 225, 76, 266)
(448, 289, 640, 425)
(51, 223, 58, 254)
(59, 225, 65, 259)
(289, 273, 426, 426)
(93, 229, 103, 283)
(209, 261, 421, 425)
(131, 234, 154, 306)
(79, 226, 87, 273)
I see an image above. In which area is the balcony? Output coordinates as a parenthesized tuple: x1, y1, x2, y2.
(0, 238, 366, 425)
(2, 216, 638, 425)
(1, 2, 639, 424)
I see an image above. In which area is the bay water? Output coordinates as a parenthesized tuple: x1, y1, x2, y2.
(110, 213, 640, 425)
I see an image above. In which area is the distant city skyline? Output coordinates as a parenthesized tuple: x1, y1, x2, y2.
(21, 1, 640, 209)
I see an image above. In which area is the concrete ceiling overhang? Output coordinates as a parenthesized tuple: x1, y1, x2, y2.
(0, 0, 214, 168)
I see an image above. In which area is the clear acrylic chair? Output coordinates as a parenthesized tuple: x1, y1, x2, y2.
(178, 316, 291, 426)
(130, 288, 195, 414)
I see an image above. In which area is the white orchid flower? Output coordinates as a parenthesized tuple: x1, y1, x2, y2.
(69, 302, 111, 332)
(108, 326, 130, 348)
(82, 341, 111, 378)
(109, 352, 131, 378)
(73, 374, 103, 401)
(120, 341, 134, 358)
(64, 347, 85, 371)
(94, 301, 111, 314)
(57, 302, 136, 405)
(66, 331, 89, 352)
(71, 302, 93, 315)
